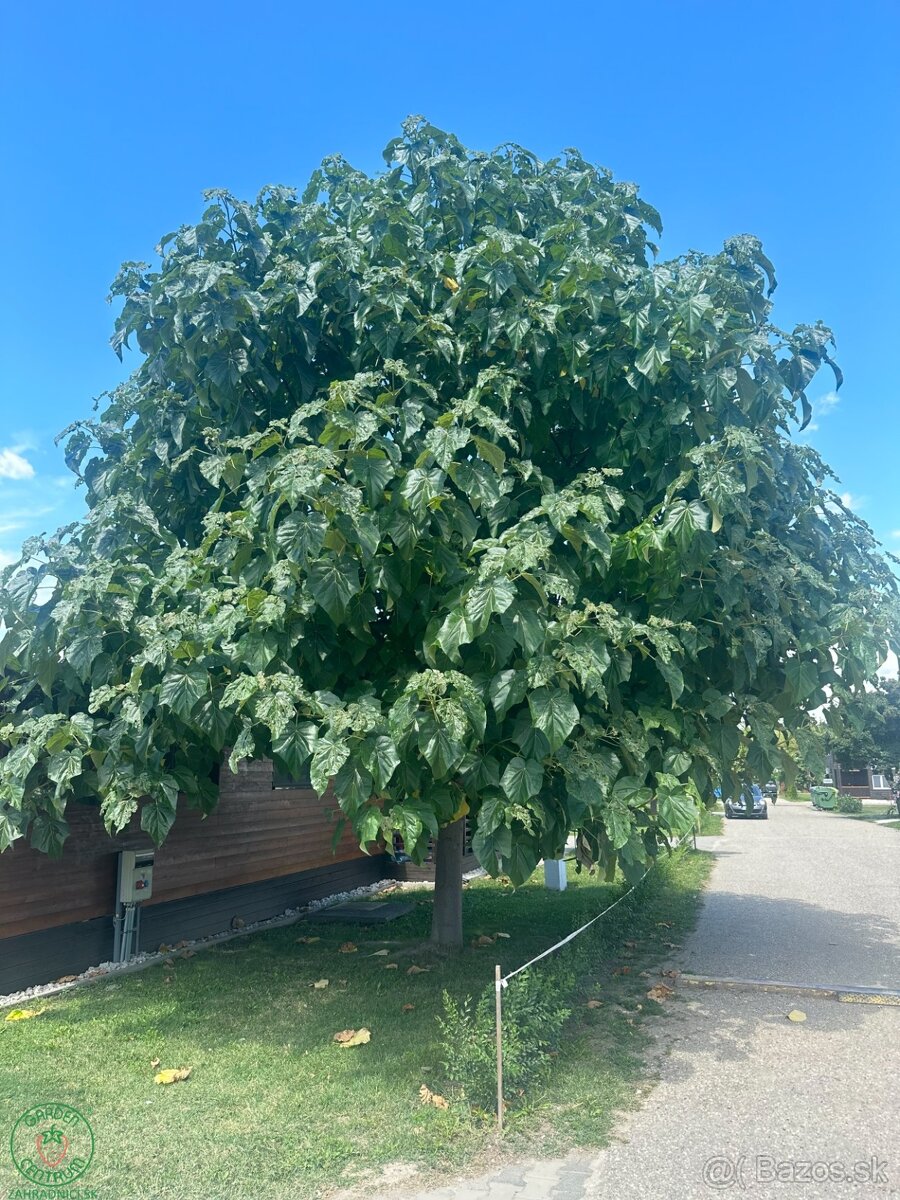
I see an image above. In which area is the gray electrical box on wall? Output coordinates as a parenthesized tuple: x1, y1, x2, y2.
(118, 850, 155, 903)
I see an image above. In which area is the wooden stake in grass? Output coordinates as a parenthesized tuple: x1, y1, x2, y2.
(495, 963, 504, 1134)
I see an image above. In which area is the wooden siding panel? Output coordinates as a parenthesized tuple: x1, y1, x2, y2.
(0, 855, 389, 994)
(0, 760, 368, 940)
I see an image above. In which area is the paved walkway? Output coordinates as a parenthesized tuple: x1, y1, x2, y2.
(400, 804, 900, 1200)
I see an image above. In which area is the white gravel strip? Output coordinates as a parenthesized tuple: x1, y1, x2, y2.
(0, 875, 403, 1011)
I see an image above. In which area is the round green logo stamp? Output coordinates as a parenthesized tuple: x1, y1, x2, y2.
(9, 1103, 94, 1187)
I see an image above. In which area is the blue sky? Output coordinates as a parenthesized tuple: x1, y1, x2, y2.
(1, 0, 898, 572)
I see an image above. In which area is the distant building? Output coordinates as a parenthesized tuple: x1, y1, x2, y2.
(831, 759, 892, 801)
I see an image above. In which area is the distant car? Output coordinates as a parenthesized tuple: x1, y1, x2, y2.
(764, 780, 778, 802)
(724, 783, 768, 820)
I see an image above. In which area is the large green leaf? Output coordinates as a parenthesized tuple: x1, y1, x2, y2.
(311, 735, 350, 794)
(66, 631, 103, 681)
(272, 721, 318, 778)
(307, 559, 361, 621)
(658, 788, 699, 835)
(275, 510, 327, 559)
(417, 715, 464, 780)
(158, 664, 208, 721)
(500, 756, 544, 805)
(660, 499, 709, 554)
(500, 839, 539, 887)
(465, 577, 516, 634)
(602, 799, 633, 849)
(141, 794, 178, 843)
(349, 451, 395, 505)
(610, 776, 653, 808)
(785, 658, 819, 703)
(657, 658, 684, 704)
(47, 751, 83, 788)
(435, 609, 473, 662)
(402, 467, 445, 517)
(528, 688, 579, 752)
(472, 821, 513, 876)
(362, 735, 400, 791)
(489, 669, 527, 719)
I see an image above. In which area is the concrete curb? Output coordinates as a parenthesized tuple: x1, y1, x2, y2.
(680, 972, 900, 1004)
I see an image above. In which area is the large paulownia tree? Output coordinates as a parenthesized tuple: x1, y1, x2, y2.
(1, 119, 896, 947)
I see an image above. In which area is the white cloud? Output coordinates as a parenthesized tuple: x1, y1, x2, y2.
(815, 390, 840, 417)
(0, 449, 35, 480)
(0, 549, 19, 568)
(839, 491, 865, 512)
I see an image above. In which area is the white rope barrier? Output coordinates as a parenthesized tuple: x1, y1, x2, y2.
(492, 827, 696, 1129)
(498, 828, 693, 988)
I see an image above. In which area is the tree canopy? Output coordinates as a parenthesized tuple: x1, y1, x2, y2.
(825, 679, 900, 775)
(1, 119, 897, 943)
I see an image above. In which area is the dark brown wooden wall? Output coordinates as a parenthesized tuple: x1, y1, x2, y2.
(0, 759, 366, 941)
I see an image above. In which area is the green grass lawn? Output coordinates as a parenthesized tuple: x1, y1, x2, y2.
(1, 848, 712, 1200)
(836, 807, 900, 827)
(698, 808, 724, 836)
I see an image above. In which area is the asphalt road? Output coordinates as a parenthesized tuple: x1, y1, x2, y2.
(681, 802, 900, 990)
(403, 802, 900, 1200)
(586, 802, 900, 1200)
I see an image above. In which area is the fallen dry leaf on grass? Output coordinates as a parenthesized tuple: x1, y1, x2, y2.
(338, 942, 358, 954)
(647, 984, 674, 1002)
(150, 1058, 161, 1070)
(613, 966, 631, 976)
(295, 936, 321, 945)
(656, 921, 673, 928)
(4, 1009, 41, 1022)
(586, 999, 603, 1009)
(407, 965, 430, 975)
(419, 1085, 449, 1109)
(402, 1004, 415, 1013)
(369, 949, 389, 957)
(154, 1067, 191, 1085)
(163, 958, 175, 968)
(312, 979, 329, 990)
(787, 1009, 807, 1023)
(333, 1028, 371, 1048)
(472, 934, 495, 947)
(55, 975, 78, 984)
(495, 932, 510, 939)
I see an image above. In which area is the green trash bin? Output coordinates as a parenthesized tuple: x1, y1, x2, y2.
(810, 785, 838, 810)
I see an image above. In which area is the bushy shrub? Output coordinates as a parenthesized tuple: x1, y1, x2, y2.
(438, 966, 572, 1112)
(836, 794, 863, 814)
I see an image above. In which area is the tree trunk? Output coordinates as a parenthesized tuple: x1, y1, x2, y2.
(430, 816, 465, 950)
